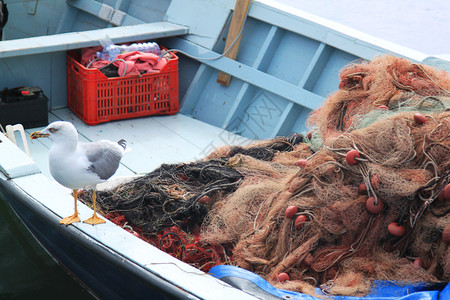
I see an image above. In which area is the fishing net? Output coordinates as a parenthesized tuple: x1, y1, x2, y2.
(309, 56, 450, 139)
(80, 55, 450, 297)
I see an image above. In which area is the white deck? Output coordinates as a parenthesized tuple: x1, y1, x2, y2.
(21, 109, 253, 186)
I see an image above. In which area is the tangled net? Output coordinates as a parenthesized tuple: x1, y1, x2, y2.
(80, 55, 450, 297)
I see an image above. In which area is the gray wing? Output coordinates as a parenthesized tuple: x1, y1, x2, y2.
(81, 141, 123, 180)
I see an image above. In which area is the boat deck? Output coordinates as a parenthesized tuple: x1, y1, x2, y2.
(20, 108, 252, 187)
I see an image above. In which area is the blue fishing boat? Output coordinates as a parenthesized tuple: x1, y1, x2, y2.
(0, 0, 448, 299)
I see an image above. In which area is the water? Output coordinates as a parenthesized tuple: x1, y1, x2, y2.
(277, 0, 450, 55)
(0, 195, 94, 300)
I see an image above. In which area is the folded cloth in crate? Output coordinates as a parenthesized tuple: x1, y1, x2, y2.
(81, 47, 168, 77)
(115, 51, 168, 76)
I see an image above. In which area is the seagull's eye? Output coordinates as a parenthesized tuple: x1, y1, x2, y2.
(49, 128, 57, 133)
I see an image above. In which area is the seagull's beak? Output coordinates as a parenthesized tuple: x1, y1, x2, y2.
(30, 131, 50, 139)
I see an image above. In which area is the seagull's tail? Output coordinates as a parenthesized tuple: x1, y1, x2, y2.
(117, 139, 127, 150)
(117, 139, 131, 155)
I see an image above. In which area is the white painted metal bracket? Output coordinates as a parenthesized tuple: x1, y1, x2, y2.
(5, 124, 31, 157)
(68, 0, 130, 27)
(98, 4, 115, 22)
(111, 10, 127, 26)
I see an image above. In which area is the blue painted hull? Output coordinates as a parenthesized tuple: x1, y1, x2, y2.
(0, 179, 194, 300)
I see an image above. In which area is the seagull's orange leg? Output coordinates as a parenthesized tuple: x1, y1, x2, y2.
(83, 189, 105, 225)
(60, 189, 81, 225)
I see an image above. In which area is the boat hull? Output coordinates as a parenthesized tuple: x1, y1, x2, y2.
(0, 178, 197, 300)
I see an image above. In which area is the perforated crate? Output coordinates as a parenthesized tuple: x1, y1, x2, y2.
(67, 50, 179, 125)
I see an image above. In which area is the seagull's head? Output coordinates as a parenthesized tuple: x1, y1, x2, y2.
(30, 121, 78, 143)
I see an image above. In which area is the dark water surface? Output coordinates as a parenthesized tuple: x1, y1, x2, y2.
(0, 196, 94, 300)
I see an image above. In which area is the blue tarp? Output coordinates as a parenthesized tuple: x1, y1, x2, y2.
(210, 265, 448, 300)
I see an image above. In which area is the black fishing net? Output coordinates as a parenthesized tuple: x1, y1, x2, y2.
(80, 134, 305, 234)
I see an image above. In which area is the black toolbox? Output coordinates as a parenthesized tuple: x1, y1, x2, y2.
(0, 86, 48, 129)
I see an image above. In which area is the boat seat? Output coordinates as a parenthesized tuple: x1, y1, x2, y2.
(0, 22, 189, 59)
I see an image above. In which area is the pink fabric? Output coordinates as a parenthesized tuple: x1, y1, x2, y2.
(114, 51, 168, 76)
(81, 46, 102, 66)
(81, 48, 168, 77)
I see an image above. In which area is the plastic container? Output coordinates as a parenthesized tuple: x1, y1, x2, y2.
(66, 50, 179, 125)
(97, 42, 161, 61)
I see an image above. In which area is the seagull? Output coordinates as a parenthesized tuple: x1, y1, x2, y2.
(30, 121, 126, 225)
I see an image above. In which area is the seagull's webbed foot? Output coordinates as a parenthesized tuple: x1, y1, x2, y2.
(60, 213, 80, 225)
(59, 189, 81, 225)
(83, 212, 105, 225)
(83, 189, 105, 225)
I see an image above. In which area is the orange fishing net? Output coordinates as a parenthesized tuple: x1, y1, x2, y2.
(83, 55, 450, 297)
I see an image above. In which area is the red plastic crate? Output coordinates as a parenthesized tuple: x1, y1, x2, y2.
(66, 49, 179, 125)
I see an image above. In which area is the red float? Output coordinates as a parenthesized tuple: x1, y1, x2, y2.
(371, 174, 380, 190)
(366, 196, 384, 214)
(285, 206, 298, 219)
(414, 113, 427, 125)
(443, 184, 450, 201)
(358, 182, 368, 194)
(346, 149, 360, 165)
(295, 215, 308, 229)
(198, 195, 211, 204)
(413, 259, 422, 268)
(296, 159, 308, 168)
(388, 223, 406, 237)
(278, 272, 289, 283)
